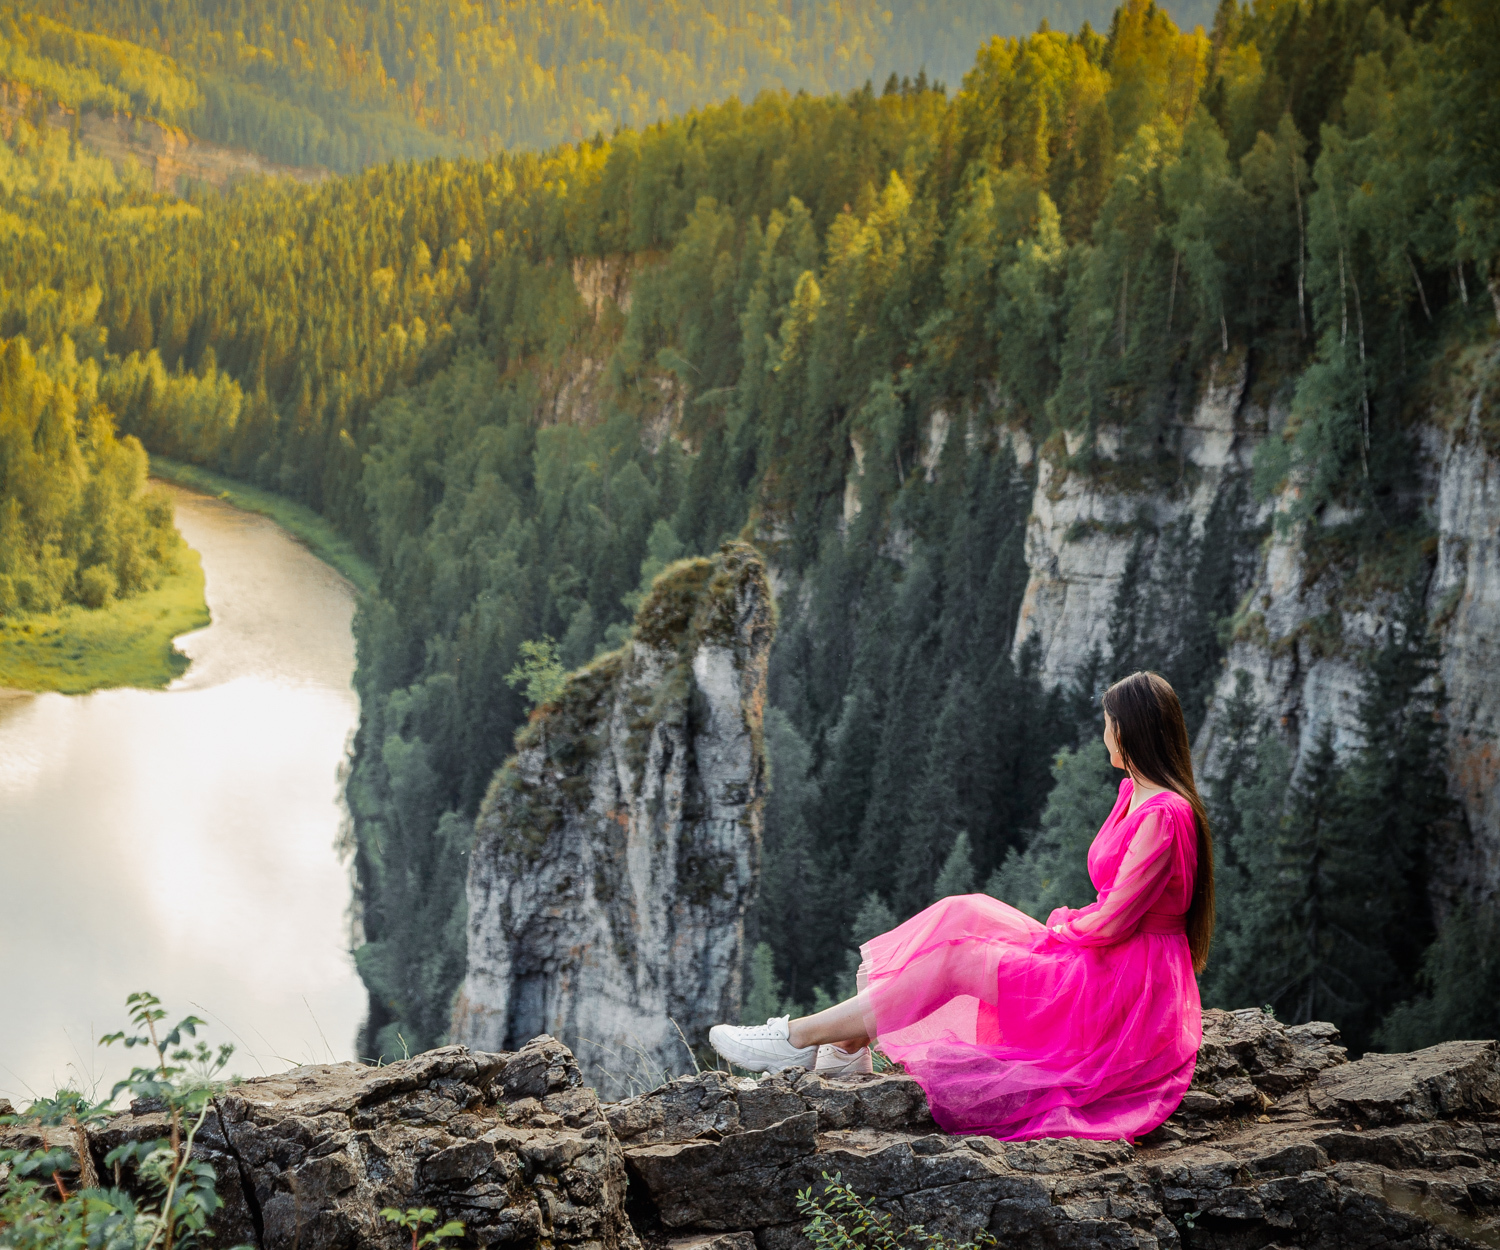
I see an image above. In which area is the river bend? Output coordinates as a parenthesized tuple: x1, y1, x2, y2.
(0, 485, 366, 1102)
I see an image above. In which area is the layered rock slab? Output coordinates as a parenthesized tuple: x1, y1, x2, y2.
(1, 1037, 638, 1250)
(453, 543, 773, 1097)
(611, 1009, 1500, 1250)
(9, 1015, 1500, 1248)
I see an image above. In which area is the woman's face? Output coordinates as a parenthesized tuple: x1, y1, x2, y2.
(1103, 711, 1126, 771)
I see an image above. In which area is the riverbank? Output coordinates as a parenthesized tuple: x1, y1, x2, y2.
(0, 549, 209, 694)
(0, 482, 366, 1103)
(148, 457, 378, 596)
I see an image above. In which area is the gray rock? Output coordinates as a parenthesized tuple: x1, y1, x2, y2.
(11, 1019, 1500, 1249)
(667, 1235, 757, 1250)
(619, 1009, 1500, 1249)
(1311, 1040, 1500, 1124)
(1009, 353, 1253, 690)
(453, 543, 773, 1099)
(1193, 347, 1500, 910)
(24, 1037, 638, 1250)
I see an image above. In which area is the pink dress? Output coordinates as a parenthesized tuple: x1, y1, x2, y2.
(858, 779, 1201, 1141)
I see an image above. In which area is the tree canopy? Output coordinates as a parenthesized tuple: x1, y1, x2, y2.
(0, 0, 1491, 1057)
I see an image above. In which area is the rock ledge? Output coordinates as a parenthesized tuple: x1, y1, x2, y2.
(7, 1012, 1500, 1249)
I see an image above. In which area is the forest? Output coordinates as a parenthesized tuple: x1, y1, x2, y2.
(0, 332, 180, 617)
(0, 0, 1495, 1061)
(0, 0, 1214, 172)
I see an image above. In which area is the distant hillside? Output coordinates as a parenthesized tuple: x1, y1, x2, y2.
(8, 0, 1215, 173)
(0, 88, 330, 190)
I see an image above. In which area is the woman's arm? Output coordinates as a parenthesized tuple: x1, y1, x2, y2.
(1045, 810, 1179, 946)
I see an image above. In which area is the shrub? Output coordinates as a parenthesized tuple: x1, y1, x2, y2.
(798, 1172, 997, 1250)
(0, 991, 245, 1250)
(77, 563, 116, 608)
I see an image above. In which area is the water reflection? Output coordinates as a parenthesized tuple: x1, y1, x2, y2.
(0, 485, 366, 1102)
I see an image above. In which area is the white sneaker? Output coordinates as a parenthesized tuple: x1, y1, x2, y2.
(708, 1016, 817, 1073)
(815, 1044, 874, 1077)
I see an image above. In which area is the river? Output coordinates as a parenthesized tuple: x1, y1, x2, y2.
(0, 484, 367, 1104)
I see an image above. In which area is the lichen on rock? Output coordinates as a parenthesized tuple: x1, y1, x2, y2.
(452, 541, 773, 1097)
(12, 1016, 1500, 1249)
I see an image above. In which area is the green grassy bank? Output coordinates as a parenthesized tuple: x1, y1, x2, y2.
(0, 550, 210, 694)
(149, 456, 378, 597)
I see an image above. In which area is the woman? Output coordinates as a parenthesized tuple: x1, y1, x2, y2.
(709, 670, 1213, 1142)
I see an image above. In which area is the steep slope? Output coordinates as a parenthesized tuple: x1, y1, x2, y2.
(1009, 351, 1260, 714)
(454, 544, 773, 1095)
(8, 0, 1214, 174)
(0, 90, 329, 190)
(1190, 346, 1500, 906)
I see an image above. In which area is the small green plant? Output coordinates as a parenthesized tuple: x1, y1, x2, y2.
(797, 1172, 997, 1250)
(504, 637, 567, 709)
(0, 991, 244, 1250)
(380, 1206, 466, 1249)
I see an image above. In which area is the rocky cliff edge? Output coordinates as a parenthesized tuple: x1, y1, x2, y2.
(9, 1012, 1500, 1249)
(452, 542, 774, 1097)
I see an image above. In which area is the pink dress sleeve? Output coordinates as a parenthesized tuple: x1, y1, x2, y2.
(1046, 809, 1178, 947)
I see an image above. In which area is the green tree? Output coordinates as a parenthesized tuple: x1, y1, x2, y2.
(837, 892, 898, 1001)
(505, 637, 568, 710)
(1377, 901, 1500, 1051)
(933, 831, 977, 901)
(986, 738, 1117, 921)
(741, 942, 792, 1026)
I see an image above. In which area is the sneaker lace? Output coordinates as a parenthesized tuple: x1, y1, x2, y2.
(735, 1014, 791, 1041)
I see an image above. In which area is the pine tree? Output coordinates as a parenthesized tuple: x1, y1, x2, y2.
(1234, 728, 1381, 1033)
(753, 707, 829, 1010)
(1377, 900, 1500, 1050)
(837, 892, 898, 1000)
(1195, 669, 1259, 1005)
(986, 738, 1116, 921)
(1208, 669, 1261, 861)
(741, 942, 791, 1025)
(1201, 733, 1291, 1008)
(1340, 580, 1450, 1013)
(932, 831, 977, 901)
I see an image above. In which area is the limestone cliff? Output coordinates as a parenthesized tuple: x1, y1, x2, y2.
(452, 543, 773, 1096)
(1192, 344, 1500, 907)
(1010, 352, 1263, 690)
(1430, 349, 1500, 899)
(1008, 345, 1500, 907)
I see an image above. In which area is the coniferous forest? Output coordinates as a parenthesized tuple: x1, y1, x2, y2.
(0, 0, 1496, 1064)
(1, 0, 1214, 171)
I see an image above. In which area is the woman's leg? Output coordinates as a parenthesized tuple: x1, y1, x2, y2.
(786, 991, 872, 1050)
(794, 933, 1007, 1051)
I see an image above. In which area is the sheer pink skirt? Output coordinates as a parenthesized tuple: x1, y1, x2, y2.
(858, 893, 1200, 1141)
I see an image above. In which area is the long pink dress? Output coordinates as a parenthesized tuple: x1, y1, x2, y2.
(858, 779, 1201, 1141)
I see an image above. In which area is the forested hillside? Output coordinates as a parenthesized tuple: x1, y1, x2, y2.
(0, 334, 181, 616)
(6, 0, 1213, 172)
(0, 0, 1494, 1061)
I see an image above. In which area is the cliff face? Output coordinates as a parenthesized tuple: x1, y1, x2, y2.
(1193, 346, 1500, 905)
(1430, 351, 1500, 899)
(0, 87, 329, 191)
(1011, 353, 1261, 690)
(1012, 345, 1500, 905)
(452, 543, 773, 1096)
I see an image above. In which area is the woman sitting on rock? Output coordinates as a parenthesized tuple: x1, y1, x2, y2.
(709, 669, 1213, 1142)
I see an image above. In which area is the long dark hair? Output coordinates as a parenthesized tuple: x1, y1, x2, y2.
(1101, 671, 1215, 974)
